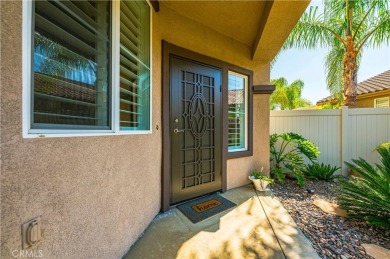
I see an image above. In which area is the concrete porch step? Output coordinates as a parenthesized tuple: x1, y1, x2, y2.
(124, 185, 319, 259)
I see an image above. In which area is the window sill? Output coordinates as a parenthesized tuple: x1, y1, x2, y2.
(227, 149, 253, 159)
(23, 130, 153, 139)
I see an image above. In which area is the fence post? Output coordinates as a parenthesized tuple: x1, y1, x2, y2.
(341, 106, 349, 176)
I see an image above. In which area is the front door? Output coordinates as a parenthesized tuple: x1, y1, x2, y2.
(170, 56, 222, 204)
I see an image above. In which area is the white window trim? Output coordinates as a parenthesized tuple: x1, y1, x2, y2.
(22, 0, 32, 139)
(374, 97, 389, 108)
(228, 71, 248, 152)
(22, 0, 153, 138)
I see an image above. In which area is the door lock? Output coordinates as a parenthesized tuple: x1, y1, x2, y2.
(173, 128, 184, 134)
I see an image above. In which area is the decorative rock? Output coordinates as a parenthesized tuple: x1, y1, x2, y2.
(272, 179, 390, 258)
(313, 199, 348, 217)
(361, 243, 390, 259)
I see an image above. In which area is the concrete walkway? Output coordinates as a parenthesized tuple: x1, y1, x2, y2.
(124, 185, 320, 259)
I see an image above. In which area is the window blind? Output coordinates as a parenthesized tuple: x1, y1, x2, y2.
(228, 73, 247, 150)
(119, 1, 150, 130)
(32, 0, 110, 128)
(228, 91, 245, 148)
(375, 97, 389, 108)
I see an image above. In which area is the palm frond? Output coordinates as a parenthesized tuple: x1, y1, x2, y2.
(277, 0, 388, 108)
(357, 10, 390, 50)
(294, 98, 312, 108)
(284, 6, 342, 50)
(289, 79, 305, 96)
(335, 146, 390, 228)
(270, 78, 311, 110)
(324, 45, 344, 95)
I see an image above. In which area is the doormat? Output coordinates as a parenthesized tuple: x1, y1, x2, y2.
(177, 194, 236, 223)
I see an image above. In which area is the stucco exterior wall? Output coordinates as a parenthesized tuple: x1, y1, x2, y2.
(357, 97, 375, 108)
(1, 2, 272, 258)
(1, 2, 161, 258)
(227, 94, 271, 189)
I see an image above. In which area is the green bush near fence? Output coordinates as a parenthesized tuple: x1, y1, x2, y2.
(270, 132, 320, 186)
(304, 162, 340, 181)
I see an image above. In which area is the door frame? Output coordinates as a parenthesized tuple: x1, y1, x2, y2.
(161, 41, 253, 211)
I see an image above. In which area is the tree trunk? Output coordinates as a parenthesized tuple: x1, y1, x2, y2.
(343, 36, 358, 108)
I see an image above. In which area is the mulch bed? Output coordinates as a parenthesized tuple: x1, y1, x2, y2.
(271, 179, 390, 259)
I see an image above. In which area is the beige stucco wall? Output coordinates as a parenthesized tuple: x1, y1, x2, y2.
(357, 97, 376, 108)
(1, 2, 161, 258)
(227, 94, 271, 189)
(1, 1, 271, 258)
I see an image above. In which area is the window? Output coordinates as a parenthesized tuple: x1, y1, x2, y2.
(374, 97, 389, 108)
(228, 72, 248, 151)
(120, 1, 150, 130)
(32, 1, 111, 129)
(23, 0, 151, 137)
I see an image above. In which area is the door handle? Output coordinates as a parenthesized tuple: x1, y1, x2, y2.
(173, 128, 184, 134)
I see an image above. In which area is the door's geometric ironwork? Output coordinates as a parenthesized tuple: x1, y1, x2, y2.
(181, 71, 216, 189)
(170, 57, 221, 204)
(189, 93, 208, 139)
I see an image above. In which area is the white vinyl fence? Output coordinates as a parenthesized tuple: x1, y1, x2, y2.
(270, 107, 390, 175)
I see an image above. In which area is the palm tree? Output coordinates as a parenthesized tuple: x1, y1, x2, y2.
(35, 32, 94, 77)
(281, 0, 390, 108)
(270, 77, 312, 110)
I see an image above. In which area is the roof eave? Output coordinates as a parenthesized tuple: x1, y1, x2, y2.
(251, 0, 310, 62)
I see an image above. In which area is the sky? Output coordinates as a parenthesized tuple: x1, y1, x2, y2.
(271, 1, 390, 104)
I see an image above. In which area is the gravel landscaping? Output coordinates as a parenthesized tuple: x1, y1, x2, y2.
(271, 179, 390, 259)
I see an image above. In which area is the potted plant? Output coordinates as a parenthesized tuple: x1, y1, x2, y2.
(248, 168, 274, 191)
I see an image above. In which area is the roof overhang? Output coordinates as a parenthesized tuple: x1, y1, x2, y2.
(159, 0, 309, 62)
(251, 0, 310, 62)
(357, 89, 390, 99)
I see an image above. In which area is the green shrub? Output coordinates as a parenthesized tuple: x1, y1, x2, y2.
(335, 146, 390, 228)
(296, 171, 306, 187)
(304, 162, 340, 181)
(273, 167, 285, 183)
(270, 132, 320, 186)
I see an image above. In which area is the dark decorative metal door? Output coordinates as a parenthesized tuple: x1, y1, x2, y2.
(170, 56, 222, 204)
